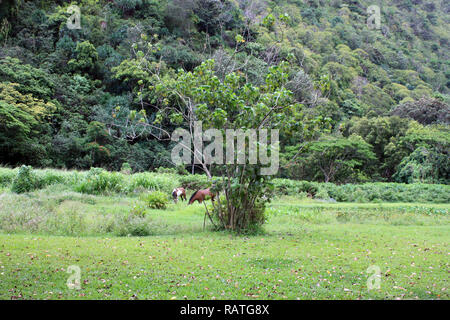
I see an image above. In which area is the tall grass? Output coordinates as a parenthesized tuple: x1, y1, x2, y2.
(0, 167, 448, 203)
(0, 167, 16, 187)
(0, 189, 447, 237)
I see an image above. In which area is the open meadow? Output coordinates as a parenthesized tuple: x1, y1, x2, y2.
(0, 168, 448, 300)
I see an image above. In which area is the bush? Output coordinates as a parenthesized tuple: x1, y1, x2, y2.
(35, 169, 67, 187)
(271, 178, 450, 203)
(0, 167, 16, 187)
(141, 191, 169, 209)
(315, 188, 330, 200)
(129, 201, 148, 217)
(11, 165, 39, 193)
(323, 182, 450, 203)
(272, 179, 319, 196)
(156, 165, 189, 175)
(206, 194, 266, 234)
(120, 162, 132, 175)
(298, 181, 320, 196)
(127, 172, 179, 194)
(114, 215, 153, 237)
(75, 168, 124, 194)
(179, 174, 210, 190)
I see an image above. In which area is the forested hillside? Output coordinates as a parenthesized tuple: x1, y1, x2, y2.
(0, 0, 448, 184)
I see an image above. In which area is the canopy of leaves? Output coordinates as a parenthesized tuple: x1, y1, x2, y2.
(0, 0, 447, 186)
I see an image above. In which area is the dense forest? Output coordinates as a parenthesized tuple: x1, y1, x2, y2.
(0, 0, 449, 184)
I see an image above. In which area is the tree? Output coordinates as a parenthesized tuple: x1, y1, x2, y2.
(0, 57, 55, 101)
(342, 116, 412, 179)
(393, 146, 449, 184)
(114, 0, 143, 16)
(0, 82, 55, 164)
(389, 123, 450, 181)
(293, 135, 376, 183)
(68, 41, 98, 74)
(148, 59, 316, 232)
(390, 97, 450, 125)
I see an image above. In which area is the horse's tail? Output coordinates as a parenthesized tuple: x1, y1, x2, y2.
(188, 190, 199, 205)
(172, 189, 177, 199)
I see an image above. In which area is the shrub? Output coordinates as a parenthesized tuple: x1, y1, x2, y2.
(120, 162, 132, 175)
(11, 165, 39, 193)
(155, 167, 178, 175)
(156, 165, 189, 175)
(179, 174, 210, 190)
(75, 168, 124, 194)
(129, 201, 148, 217)
(141, 191, 169, 209)
(323, 182, 450, 203)
(315, 188, 330, 200)
(127, 172, 178, 194)
(272, 179, 320, 197)
(114, 215, 153, 237)
(298, 181, 320, 196)
(0, 167, 16, 187)
(127, 172, 159, 192)
(35, 169, 67, 187)
(206, 194, 266, 234)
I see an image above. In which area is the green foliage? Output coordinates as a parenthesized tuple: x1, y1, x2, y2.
(323, 183, 450, 204)
(282, 135, 376, 183)
(11, 165, 39, 193)
(128, 201, 148, 217)
(114, 0, 143, 16)
(0, 57, 54, 101)
(0, 167, 16, 187)
(1, 166, 449, 205)
(391, 97, 450, 125)
(179, 174, 210, 190)
(0, 0, 448, 187)
(271, 178, 450, 203)
(0, 80, 55, 165)
(75, 168, 124, 195)
(68, 41, 98, 73)
(114, 215, 154, 237)
(393, 146, 449, 184)
(342, 116, 413, 179)
(156, 165, 188, 175)
(141, 191, 169, 209)
(152, 58, 317, 231)
(127, 172, 179, 194)
(120, 162, 132, 174)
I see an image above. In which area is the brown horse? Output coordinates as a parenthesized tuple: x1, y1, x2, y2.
(172, 187, 186, 203)
(188, 188, 215, 205)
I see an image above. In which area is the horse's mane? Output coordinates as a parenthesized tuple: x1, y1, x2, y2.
(188, 190, 200, 203)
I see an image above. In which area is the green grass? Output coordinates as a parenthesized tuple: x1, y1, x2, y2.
(1, 166, 449, 203)
(0, 191, 448, 300)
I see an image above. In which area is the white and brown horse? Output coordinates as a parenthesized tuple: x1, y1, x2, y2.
(172, 187, 186, 203)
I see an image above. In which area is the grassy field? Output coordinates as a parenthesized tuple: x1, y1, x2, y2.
(0, 188, 448, 300)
